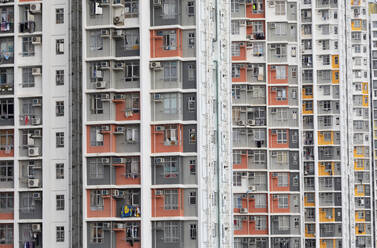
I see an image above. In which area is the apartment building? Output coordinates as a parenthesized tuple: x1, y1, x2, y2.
(82, 0, 232, 248)
(0, 0, 71, 246)
(231, 0, 373, 247)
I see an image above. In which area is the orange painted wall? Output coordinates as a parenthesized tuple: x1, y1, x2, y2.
(232, 65, 247, 82)
(232, 43, 247, 61)
(115, 168, 141, 186)
(86, 125, 116, 154)
(268, 129, 289, 148)
(0, 130, 13, 157)
(268, 65, 288, 84)
(86, 190, 116, 218)
(233, 197, 248, 213)
(246, 3, 265, 18)
(152, 189, 184, 217)
(248, 195, 268, 213)
(269, 173, 290, 191)
(151, 125, 183, 153)
(150, 29, 182, 58)
(270, 195, 290, 213)
(234, 218, 249, 235)
(0, 245, 13, 248)
(233, 153, 248, 169)
(268, 86, 289, 106)
(248, 217, 268, 235)
(0, 212, 13, 220)
(114, 100, 140, 121)
(115, 231, 141, 248)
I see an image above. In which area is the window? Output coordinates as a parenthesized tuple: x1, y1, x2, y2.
(88, 159, 104, 179)
(232, 43, 240, 57)
(56, 70, 64, 85)
(0, 193, 13, 210)
(56, 39, 64, 54)
(90, 94, 104, 114)
(56, 163, 64, 179)
(163, 62, 177, 81)
(231, 20, 240, 35)
(233, 172, 242, 186)
(163, 93, 177, 114)
(276, 130, 287, 144)
(187, 1, 195, 16)
(162, 31, 177, 50)
(189, 128, 196, 144)
(189, 160, 196, 175)
(275, 23, 287, 36)
(163, 222, 179, 243)
(232, 64, 241, 78)
(90, 223, 104, 244)
(189, 191, 196, 205)
(322, 55, 330, 65)
(255, 194, 266, 208)
(56, 226, 64, 242)
(0, 99, 13, 120)
(278, 195, 288, 208)
(187, 64, 195, 81)
(252, 0, 264, 13)
(276, 88, 287, 100)
(190, 224, 197, 240)
(22, 68, 35, 88)
(255, 216, 267, 230)
(56, 195, 65, 210)
(278, 216, 289, 231)
(90, 126, 104, 146)
(90, 190, 104, 210)
(164, 126, 177, 145)
(164, 189, 178, 210)
(56, 132, 64, 148)
(126, 128, 138, 143)
(276, 66, 286, 79)
(56, 8, 64, 24)
(188, 32, 195, 48)
(56, 101, 64, 117)
(277, 173, 288, 187)
(161, 0, 176, 19)
(22, 37, 34, 56)
(124, 29, 139, 50)
(275, 1, 286, 15)
(89, 31, 103, 51)
(162, 157, 177, 178)
(187, 96, 196, 112)
(0, 224, 13, 244)
(0, 130, 13, 152)
(252, 21, 263, 34)
(0, 161, 13, 183)
(125, 0, 139, 16)
(231, 0, 240, 13)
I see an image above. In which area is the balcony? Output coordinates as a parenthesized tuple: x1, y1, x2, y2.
(151, 124, 196, 153)
(319, 192, 342, 207)
(0, 130, 13, 157)
(232, 85, 266, 105)
(233, 150, 267, 170)
(19, 160, 42, 189)
(270, 194, 300, 213)
(233, 128, 266, 149)
(19, 129, 42, 158)
(152, 156, 197, 185)
(19, 223, 42, 248)
(318, 177, 342, 191)
(87, 221, 140, 248)
(234, 215, 268, 235)
(0, 98, 13, 125)
(152, 188, 197, 217)
(233, 106, 266, 127)
(151, 61, 196, 90)
(0, 38, 13, 64)
(19, 191, 42, 219)
(19, 98, 42, 126)
(19, 4, 42, 33)
(267, 23, 297, 42)
(151, 92, 196, 121)
(319, 223, 342, 237)
(270, 216, 300, 235)
(0, 7, 13, 34)
(87, 156, 140, 186)
(0, 68, 14, 95)
(87, 189, 140, 218)
(152, 221, 198, 248)
(318, 147, 340, 161)
(270, 172, 299, 192)
(151, 0, 195, 26)
(271, 238, 300, 248)
(269, 150, 299, 170)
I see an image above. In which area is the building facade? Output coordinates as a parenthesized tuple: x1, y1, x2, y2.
(0, 0, 71, 247)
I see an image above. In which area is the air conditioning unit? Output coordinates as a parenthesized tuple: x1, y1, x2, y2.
(28, 178, 40, 188)
(271, 151, 277, 157)
(101, 125, 111, 132)
(249, 216, 255, 221)
(272, 173, 278, 178)
(112, 189, 120, 197)
(32, 224, 41, 232)
(237, 120, 245, 126)
(101, 189, 110, 196)
(248, 120, 256, 126)
(270, 23, 276, 29)
(98, 0, 110, 6)
(33, 192, 41, 199)
(28, 147, 40, 157)
(155, 157, 165, 164)
(240, 208, 248, 213)
(101, 93, 110, 101)
(101, 158, 110, 164)
(32, 98, 41, 106)
(30, 3, 41, 14)
(153, 94, 162, 101)
(150, 62, 162, 70)
(114, 223, 124, 229)
(31, 36, 41, 45)
(96, 81, 107, 89)
(113, 62, 124, 70)
(270, 65, 276, 70)
(246, 34, 254, 40)
(31, 129, 42, 138)
(114, 94, 125, 100)
(101, 29, 110, 38)
(153, 0, 162, 6)
(31, 117, 41, 125)
(155, 189, 163, 196)
(32, 67, 41, 76)
(271, 108, 277, 114)
(112, 30, 124, 38)
(103, 223, 111, 229)
(112, 157, 125, 164)
(155, 125, 165, 131)
(100, 61, 110, 69)
(249, 186, 256, 191)
(114, 126, 125, 134)
(113, 16, 124, 25)
(271, 87, 277, 92)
